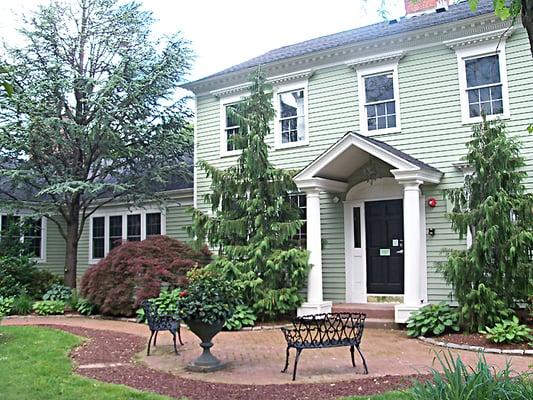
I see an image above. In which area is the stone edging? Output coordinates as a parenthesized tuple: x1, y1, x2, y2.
(418, 336, 533, 356)
(3, 314, 291, 331)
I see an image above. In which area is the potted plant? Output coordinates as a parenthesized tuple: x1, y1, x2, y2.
(177, 267, 238, 372)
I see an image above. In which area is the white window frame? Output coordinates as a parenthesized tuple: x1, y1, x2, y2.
(89, 208, 166, 263)
(219, 93, 247, 158)
(357, 61, 401, 135)
(0, 213, 47, 263)
(455, 41, 510, 124)
(274, 80, 309, 149)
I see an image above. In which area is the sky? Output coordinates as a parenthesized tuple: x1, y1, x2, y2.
(0, 0, 406, 82)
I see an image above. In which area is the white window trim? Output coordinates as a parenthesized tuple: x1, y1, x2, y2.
(357, 61, 402, 136)
(454, 41, 510, 125)
(219, 93, 248, 158)
(0, 213, 47, 263)
(89, 207, 166, 264)
(274, 79, 309, 149)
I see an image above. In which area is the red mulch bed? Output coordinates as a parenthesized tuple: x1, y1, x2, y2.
(440, 332, 532, 351)
(34, 324, 425, 400)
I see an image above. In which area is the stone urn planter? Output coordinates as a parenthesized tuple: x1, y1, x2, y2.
(185, 319, 226, 372)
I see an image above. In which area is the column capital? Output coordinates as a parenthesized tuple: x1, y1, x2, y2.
(303, 187, 321, 197)
(399, 179, 423, 190)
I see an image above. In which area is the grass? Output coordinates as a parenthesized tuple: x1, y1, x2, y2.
(0, 325, 170, 400)
(341, 392, 409, 399)
(0, 325, 409, 400)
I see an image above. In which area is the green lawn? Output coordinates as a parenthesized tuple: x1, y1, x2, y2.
(0, 325, 169, 400)
(0, 325, 408, 400)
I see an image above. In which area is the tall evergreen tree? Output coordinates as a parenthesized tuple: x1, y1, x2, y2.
(441, 118, 533, 330)
(0, 0, 193, 288)
(189, 70, 309, 319)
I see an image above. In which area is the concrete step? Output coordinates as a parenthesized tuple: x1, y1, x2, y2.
(332, 303, 396, 320)
(365, 318, 400, 330)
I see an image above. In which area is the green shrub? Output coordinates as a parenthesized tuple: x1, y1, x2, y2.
(75, 297, 97, 316)
(224, 305, 257, 330)
(460, 284, 512, 332)
(136, 288, 182, 323)
(407, 352, 533, 400)
(11, 295, 34, 315)
(43, 284, 72, 302)
(32, 300, 65, 315)
(481, 316, 533, 344)
(406, 303, 460, 337)
(0, 295, 15, 318)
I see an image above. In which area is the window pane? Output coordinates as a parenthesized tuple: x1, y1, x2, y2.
(289, 194, 307, 247)
(468, 89, 479, 104)
(127, 214, 141, 242)
(109, 215, 123, 250)
(282, 131, 289, 143)
(225, 104, 239, 128)
(469, 103, 480, 117)
(353, 207, 361, 248)
(386, 102, 395, 114)
(378, 116, 387, 129)
(492, 100, 503, 114)
(24, 218, 42, 258)
(365, 73, 394, 103)
(479, 87, 491, 102)
(491, 85, 502, 100)
(387, 115, 396, 128)
(368, 117, 377, 131)
(280, 90, 304, 118)
(92, 217, 105, 258)
(376, 103, 386, 115)
(146, 213, 161, 237)
(367, 105, 376, 117)
(465, 55, 500, 87)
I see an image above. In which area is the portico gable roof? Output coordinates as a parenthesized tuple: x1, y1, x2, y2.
(293, 132, 443, 192)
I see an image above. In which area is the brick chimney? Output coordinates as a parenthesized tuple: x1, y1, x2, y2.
(405, 0, 449, 16)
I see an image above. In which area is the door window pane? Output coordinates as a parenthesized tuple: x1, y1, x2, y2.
(109, 215, 123, 250)
(353, 207, 361, 248)
(127, 214, 141, 241)
(92, 217, 105, 259)
(146, 213, 161, 237)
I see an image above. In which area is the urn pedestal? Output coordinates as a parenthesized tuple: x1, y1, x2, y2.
(185, 320, 226, 372)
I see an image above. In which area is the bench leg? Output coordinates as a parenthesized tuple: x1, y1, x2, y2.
(356, 345, 368, 374)
(177, 325, 184, 346)
(153, 330, 159, 346)
(292, 348, 303, 381)
(281, 346, 290, 373)
(171, 331, 178, 355)
(147, 330, 155, 356)
(350, 345, 355, 367)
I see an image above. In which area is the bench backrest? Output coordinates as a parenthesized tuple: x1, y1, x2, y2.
(289, 312, 366, 346)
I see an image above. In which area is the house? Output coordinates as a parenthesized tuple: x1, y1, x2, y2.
(182, 0, 533, 322)
(0, 179, 194, 279)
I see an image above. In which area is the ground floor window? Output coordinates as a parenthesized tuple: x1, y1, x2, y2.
(90, 210, 164, 261)
(289, 194, 307, 247)
(0, 214, 45, 260)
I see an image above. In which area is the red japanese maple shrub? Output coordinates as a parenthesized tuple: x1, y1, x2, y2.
(80, 236, 211, 316)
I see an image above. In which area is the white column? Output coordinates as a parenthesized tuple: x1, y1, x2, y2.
(297, 188, 332, 316)
(395, 179, 424, 323)
(402, 180, 422, 306)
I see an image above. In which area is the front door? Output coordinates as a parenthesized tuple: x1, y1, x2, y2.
(365, 199, 404, 294)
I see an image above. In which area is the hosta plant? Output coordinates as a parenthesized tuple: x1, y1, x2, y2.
(481, 316, 533, 344)
(224, 305, 257, 330)
(406, 302, 460, 337)
(136, 288, 183, 323)
(75, 298, 97, 316)
(32, 300, 65, 315)
(43, 284, 72, 302)
(0, 295, 15, 318)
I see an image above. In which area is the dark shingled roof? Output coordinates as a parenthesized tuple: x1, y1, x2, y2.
(194, 0, 494, 83)
(347, 132, 441, 172)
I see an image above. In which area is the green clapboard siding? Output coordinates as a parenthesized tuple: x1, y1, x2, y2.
(39, 218, 66, 276)
(195, 28, 533, 304)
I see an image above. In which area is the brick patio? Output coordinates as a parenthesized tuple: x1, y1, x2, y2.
(3, 316, 532, 385)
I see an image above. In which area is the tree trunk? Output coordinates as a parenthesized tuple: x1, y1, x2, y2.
(64, 212, 80, 289)
(523, 0, 533, 57)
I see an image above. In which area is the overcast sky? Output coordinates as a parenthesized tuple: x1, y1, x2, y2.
(0, 0, 406, 82)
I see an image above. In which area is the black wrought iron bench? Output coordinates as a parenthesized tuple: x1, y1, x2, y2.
(280, 312, 368, 380)
(141, 300, 184, 356)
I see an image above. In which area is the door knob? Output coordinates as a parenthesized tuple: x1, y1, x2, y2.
(396, 250, 404, 254)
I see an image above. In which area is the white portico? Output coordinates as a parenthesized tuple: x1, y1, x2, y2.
(294, 133, 442, 323)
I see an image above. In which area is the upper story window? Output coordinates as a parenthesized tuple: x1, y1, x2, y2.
(224, 103, 242, 152)
(275, 81, 308, 149)
(357, 62, 401, 134)
(90, 210, 164, 262)
(0, 214, 45, 261)
(454, 42, 510, 124)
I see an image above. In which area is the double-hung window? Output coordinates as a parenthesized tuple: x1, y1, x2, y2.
(90, 210, 164, 262)
(220, 94, 246, 157)
(0, 214, 45, 260)
(224, 103, 241, 152)
(454, 42, 510, 124)
(289, 193, 307, 247)
(278, 89, 307, 145)
(357, 63, 401, 134)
